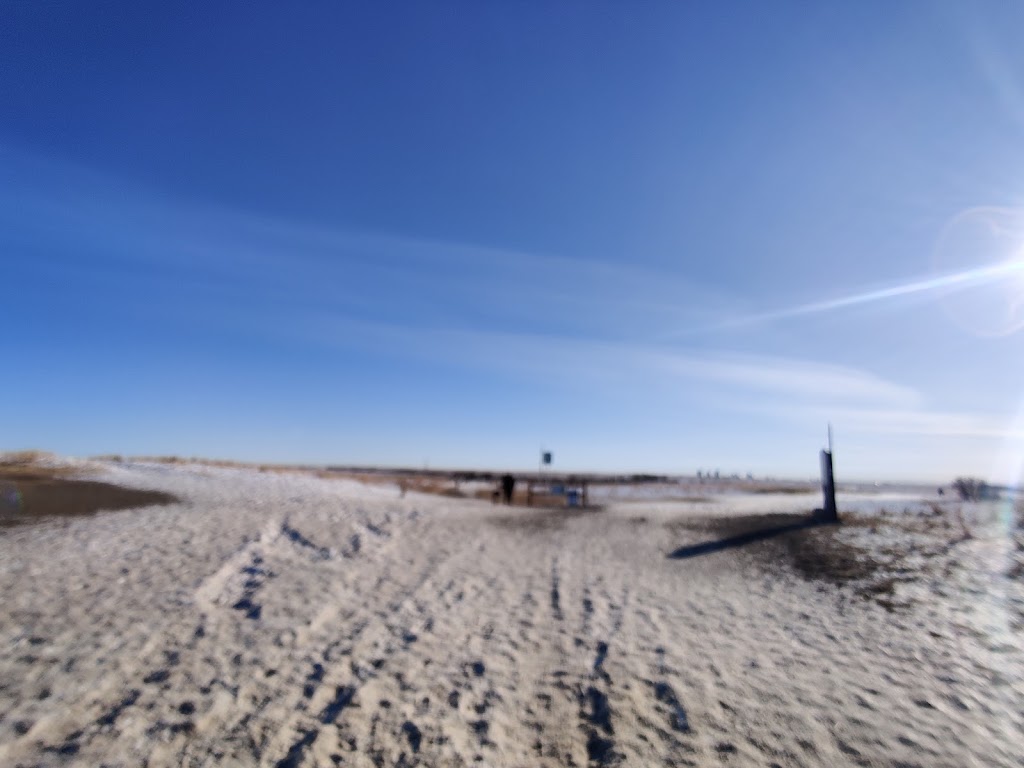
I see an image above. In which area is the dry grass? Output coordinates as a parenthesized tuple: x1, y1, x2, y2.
(316, 471, 592, 509)
(687, 479, 816, 495)
(134, 455, 274, 469)
(0, 451, 76, 481)
(747, 485, 815, 495)
(842, 504, 974, 539)
(1, 449, 53, 464)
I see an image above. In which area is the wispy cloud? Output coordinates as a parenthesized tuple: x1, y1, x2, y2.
(303, 321, 1024, 445)
(0, 144, 736, 341)
(292, 319, 922, 410)
(648, 353, 920, 406)
(776, 403, 1024, 440)
(680, 258, 1024, 334)
(678, 205, 1024, 337)
(6, 145, 1020, 456)
(964, 4, 1024, 130)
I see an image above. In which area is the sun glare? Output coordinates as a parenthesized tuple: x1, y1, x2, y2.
(933, 206, 1024, 336)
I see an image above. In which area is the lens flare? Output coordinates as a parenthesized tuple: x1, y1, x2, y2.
(932, 206, 1024, 337)
(686, 206, 1024, 336)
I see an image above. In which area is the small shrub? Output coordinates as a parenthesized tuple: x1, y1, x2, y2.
(952, 477, 989, 501)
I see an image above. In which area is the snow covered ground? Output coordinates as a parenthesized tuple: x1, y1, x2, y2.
(0, 460, 1021, 766)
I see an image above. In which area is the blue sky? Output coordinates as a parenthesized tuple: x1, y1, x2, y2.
(3, 1, 1024, 482)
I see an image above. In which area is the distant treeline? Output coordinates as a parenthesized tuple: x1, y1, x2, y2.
(103, 455, 680, 485)
(323, 467, 672, 484)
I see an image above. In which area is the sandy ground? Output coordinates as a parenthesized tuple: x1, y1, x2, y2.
(0, 461, 1021, 767)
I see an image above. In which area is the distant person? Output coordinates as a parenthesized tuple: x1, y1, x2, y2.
(501, 474, 516, 505)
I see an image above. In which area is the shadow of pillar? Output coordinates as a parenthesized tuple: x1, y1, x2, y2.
(666, 511, 838, 560)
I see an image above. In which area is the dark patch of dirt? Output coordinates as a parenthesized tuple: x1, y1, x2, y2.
(488, 506, 605, 533)
(0, 476, 178, 528)
(674, 513, 879, 584)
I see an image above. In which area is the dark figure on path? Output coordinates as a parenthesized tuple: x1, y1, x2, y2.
(501, 474, 516, 505)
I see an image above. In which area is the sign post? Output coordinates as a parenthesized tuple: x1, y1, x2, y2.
(819, 424, 837, 521)
(539, 449, 552, 484)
